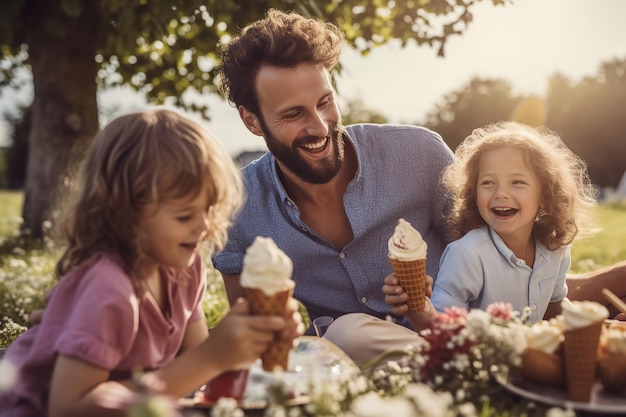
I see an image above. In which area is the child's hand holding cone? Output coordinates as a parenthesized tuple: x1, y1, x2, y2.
(241, 236, 295, 372)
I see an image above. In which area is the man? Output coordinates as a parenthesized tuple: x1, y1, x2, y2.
(213, 9, 626, 363)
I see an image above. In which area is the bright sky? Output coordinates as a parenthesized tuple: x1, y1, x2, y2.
(1, 0, 625, 155)
(199, 0, 626, 155)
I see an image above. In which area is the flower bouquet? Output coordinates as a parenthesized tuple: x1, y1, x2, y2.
(208, 303, 576, 417)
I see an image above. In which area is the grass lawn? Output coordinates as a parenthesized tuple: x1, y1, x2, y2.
(0, 190, 23, 238)
(570, 201, 626, 273)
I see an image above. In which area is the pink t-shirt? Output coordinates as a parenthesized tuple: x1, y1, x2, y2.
(0, 252, 206, 417)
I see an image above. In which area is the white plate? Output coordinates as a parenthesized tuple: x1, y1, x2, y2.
(497, 374, 626, 414)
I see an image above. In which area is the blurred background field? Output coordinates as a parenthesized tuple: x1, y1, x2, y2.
(1, 190, 625, 348)
(570, 199, 626, 273)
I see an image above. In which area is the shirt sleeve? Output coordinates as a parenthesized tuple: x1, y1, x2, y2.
(431, 241, 485, 312)
(54, 259, 139, 370)
(550, 246, 570, 302)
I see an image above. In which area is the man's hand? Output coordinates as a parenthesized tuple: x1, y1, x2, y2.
(382, 273, 434, 316)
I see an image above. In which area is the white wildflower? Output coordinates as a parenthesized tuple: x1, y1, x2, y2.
(404, 383, 453, 417)
(546, 407, 576, 417)
(8, 259, 28, 270)
(456, 402, 477, 417)
(210, 398, 244, 417)
(349, 391, 414, 417)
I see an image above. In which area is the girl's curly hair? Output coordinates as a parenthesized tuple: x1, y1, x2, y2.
(443, 121, 597, 250)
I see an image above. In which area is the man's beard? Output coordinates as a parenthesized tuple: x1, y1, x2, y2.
(259, 117, 346, 184)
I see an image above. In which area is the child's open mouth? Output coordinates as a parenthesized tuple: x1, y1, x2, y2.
(491, 207, 517, 217)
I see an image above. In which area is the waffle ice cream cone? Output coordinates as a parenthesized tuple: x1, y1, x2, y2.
(560, 300, 609, 403)
(388, 219, 428, 312)
(245, 283, 295, 372)
(388, 256, 426, 311)
(240, 236, 295, 373)
(563, 322, 603, 402)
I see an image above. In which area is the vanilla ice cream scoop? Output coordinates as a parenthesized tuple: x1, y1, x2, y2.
(388, 218, 427, 261)
(241, 236, 293, 296)
(602, 327, 626, 356)
(526, 321, 563, 354)
(561, 300, 609, 330)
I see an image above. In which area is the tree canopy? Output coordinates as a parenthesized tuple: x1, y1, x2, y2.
(0, 0, 507, 117)
(421, 58, 626, 189)
(0, 0, 508, 238)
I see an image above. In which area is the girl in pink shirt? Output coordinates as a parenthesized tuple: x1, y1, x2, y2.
(1, 109, 301, 417)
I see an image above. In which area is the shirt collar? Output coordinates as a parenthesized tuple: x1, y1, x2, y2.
(487, 226, 549, 268)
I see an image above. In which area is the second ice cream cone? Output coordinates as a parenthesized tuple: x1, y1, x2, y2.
(563, 321, 603, 402)
(387, 219, 428, 312)
(389, 256, 426, 311)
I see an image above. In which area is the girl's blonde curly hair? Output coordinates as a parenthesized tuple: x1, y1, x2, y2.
(443, 121, 597, 250)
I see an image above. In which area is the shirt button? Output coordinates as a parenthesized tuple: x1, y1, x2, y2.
(301, 227, 307, 232)
(531, 305, 537, 311)
(339, 252, 346, 259)
(286, 199, 294, 206)
(361, 296, 367, 303)
(516, 260, 524, 266)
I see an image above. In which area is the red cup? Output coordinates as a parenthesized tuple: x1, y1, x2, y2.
(203, 369, 250, 405)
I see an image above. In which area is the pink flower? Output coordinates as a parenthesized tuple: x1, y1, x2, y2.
(486, 302, 513, 321)
(438, 306, 468, 324)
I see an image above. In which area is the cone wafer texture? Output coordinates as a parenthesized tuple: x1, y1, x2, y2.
(389, 256, 426, 311)
(244, 284, 294, 372)
(563, 321, 603, 402)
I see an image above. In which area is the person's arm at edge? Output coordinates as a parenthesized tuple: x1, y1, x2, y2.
(566, 260, 626, 317)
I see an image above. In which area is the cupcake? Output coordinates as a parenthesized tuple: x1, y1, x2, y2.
(520, 318, 565, 387)
(597, 321, 626, 395)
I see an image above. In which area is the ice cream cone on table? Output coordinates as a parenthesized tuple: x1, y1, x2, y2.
(561, 300, 609, 402)
(388, 218, 428, 311)
(241, 236, 295, 372)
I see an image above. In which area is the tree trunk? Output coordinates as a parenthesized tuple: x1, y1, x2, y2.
(22, 1, 100, 238)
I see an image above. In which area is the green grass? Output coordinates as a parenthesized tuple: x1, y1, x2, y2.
(0, 190, 23, 239)
(570, 200, 626, 273)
